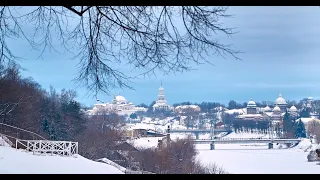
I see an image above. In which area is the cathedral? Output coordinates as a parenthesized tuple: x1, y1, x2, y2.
(236, 93, 299, 122)
(153, 82, 173, 111)
(86, 95, 147, 116)
(235, 99, 265, 121)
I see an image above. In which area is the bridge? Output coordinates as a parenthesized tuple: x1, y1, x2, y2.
(169, 128, 232, 139)
(187, 138, 301, 150)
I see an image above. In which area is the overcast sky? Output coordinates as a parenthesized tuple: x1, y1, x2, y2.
(11, 6, 320, 106)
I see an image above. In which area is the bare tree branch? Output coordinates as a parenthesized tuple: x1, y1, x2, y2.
(0, 6, 240, 96)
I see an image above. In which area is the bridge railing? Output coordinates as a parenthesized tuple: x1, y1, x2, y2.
(170, 129, 230, 132)
(219, 138, 281, 141)
(190, 138, 301, 141)
(0, 123, 46, 141)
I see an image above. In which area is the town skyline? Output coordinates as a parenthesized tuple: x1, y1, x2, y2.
(90, 86, 315, 108)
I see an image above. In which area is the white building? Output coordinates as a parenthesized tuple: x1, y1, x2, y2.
(235, 93, 298, 122)
(274, 92, 287, 113)
(174, 105, 201, 114)
(153, 83, 173, 111)
(86, 95, 147, 116)
(236, 99, 265, 121)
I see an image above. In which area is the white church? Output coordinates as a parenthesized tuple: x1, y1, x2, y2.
(152, 82, 173, 111)
(86, 95, 148, 116)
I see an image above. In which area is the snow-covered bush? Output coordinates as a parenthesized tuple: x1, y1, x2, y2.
(193, 161, 228, 174)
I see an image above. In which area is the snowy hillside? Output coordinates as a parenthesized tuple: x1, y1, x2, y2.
(0, 145, 124, 174)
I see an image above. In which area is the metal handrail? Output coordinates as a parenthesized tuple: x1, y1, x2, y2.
(0, 123, 46, 140)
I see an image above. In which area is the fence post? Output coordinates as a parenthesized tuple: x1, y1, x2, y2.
(76, 142, 78, 155)
(51, 141, 53, 156)
(64, 142, 67, 156)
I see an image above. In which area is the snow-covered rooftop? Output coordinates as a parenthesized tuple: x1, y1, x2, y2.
(224, 109, 246, 115)
(128, 137, 164, 150)
(237, 114, 263, 118)
(175, 105, 200, 109)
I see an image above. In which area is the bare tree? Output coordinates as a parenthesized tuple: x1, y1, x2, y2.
(0, 6, 239, 95)
(314, 125, 320, 144)
(76, 112, 125, 160)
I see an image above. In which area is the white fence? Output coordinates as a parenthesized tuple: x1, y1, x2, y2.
(15, 139, 78, 157)
(0, 123, 79, 158)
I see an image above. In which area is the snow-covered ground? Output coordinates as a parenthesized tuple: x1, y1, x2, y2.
(0, 145, 124, 174)
(128, 137, 164, 149)
(0, 136, 12, 147)
(126, 117, 185, 134)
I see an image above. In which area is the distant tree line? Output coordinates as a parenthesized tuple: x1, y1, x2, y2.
(233, 120, 270, 134)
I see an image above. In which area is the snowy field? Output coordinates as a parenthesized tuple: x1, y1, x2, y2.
(0, 145, 124, 174)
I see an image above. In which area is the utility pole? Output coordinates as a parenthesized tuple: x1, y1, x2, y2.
(270, 121, 273, 141)
(210, 120, 214, 140)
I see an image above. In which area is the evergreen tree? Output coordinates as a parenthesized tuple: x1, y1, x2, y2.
(136, 103, 148, 108)
(146, 101, 156, 114)
(283, 111, 294, 138)
(300, 108, 311, 118)
(130, 113, 137, 119)
(295, 119, 307, 138)
(228, 100, 238, 110)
